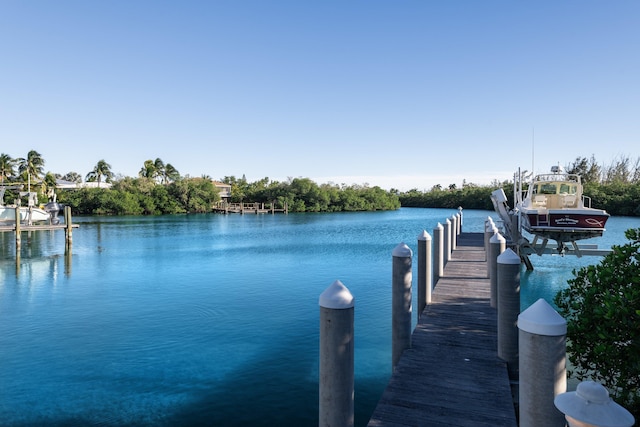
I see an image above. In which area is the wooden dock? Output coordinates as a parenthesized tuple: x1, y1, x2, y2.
(367, 232, 517, 427)
(0, 223, 79, 232)
(0, 206, 79, 255)
(212, 201, 288, 214)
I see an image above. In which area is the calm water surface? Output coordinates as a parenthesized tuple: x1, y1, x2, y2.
(1, 208, 639, 426)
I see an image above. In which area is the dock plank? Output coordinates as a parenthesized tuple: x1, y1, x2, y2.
(367, 232, 517, 427)
(0, 224, 79, 232)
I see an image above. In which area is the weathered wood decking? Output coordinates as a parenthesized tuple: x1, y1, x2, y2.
(368, 232, 517, 427)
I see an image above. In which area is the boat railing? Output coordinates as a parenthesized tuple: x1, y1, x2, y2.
(534, 173, 580, 183)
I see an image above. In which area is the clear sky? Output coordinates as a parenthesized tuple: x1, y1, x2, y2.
(1, 1, 638, 191)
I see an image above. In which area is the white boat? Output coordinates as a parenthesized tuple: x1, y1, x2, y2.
(0, 187, 56, 225)
(491, 165, 609, 254)
(0, 205, 52, 224)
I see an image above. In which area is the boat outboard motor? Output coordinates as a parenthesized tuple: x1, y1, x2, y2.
(44, 201, 62, 225)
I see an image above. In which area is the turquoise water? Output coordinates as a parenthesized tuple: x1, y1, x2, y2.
(1, 208, 638, 426)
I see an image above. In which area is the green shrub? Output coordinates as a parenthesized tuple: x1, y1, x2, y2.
(554, 228, 640, 418)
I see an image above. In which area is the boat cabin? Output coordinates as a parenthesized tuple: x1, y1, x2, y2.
(526, 174, 582, 210)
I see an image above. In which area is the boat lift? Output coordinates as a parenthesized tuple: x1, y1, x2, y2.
(490, 201, 612, 270)
(490, 172, 611, 270)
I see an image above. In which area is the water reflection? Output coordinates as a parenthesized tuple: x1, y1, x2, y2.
(0, 229, 74, 284)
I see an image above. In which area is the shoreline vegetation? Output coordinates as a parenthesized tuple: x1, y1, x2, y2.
(1, 152, 639, 216)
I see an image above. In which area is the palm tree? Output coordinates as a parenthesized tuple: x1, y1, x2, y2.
(62, 172, 82, 183)
(85, 159, 114, 187)
(0, 153, 16, 184)
(17, 150, 45, 191)
(139, 159, 156, 179)
(153, 158, 165, 183)
(164, 163, 180, 183)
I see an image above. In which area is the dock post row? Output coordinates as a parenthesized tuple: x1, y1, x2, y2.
(365, 212, 581, 426)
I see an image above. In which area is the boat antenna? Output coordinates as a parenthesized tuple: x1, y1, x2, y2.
(531, 127, 535, 176)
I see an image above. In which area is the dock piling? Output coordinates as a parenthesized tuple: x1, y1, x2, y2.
(14, 206, 21, 249)
(518, 299, 567, 427)
(444, 218, 451, 264)
(450, 214, 457, 251)
(484, 217, 495, 261)
(64, 206, 73, 247)
(497, 248, 521, 381)
(433, 223, 444, 284)
(319, 280, 355, 427)
(392, 242, 412, 372)
(417, 230, 432, 314)
(489, 232, 507, 308)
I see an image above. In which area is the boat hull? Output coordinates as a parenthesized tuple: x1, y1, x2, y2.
(0, 206, 52, 224)
(521, 209, 609, 242)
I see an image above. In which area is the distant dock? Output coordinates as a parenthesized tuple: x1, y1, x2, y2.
(0, 206, 79, 253)
(367, 232, 517, 426)
(213, 201, 288, 214)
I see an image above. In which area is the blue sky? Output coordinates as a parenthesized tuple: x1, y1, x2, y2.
(1, 1, 638, 191)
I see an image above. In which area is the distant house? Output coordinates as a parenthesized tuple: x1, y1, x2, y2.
(82, 181, 113, 189)
(55, 179, 79, 189)
(213, 181, 232, 199)
(56, 179, 113, 189)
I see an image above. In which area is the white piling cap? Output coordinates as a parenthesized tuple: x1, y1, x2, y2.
(490, 233, 506, 244)
(435, 222, 443, 230)
(392, 242, 413, 257)
(319, 280, 355, 309)
(445, 218, 451, 224)
(497, 248, 520, 264)
(417, 230, 431, 241)
(555, 381, 635, 427)
(518, 298, 566, 336)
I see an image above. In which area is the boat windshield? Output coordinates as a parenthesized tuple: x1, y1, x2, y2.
(559, 183, 578, 194)
(536, 183, 557, 195)
(533, 182, 578, 195)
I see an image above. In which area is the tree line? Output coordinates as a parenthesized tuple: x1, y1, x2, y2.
(221, 175, 401, 212)
(0, 151, 400, 214)
(399, 155, 640, 217)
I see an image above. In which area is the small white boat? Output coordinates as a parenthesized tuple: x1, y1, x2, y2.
(0, 187, 55, 225)
(491, 165, 609, 254)
(0, 205, 52, 224)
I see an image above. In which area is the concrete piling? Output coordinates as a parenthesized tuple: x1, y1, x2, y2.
(319, 280, 355, 427)
(497, 248, 521, 380)
(433, 223, 444, 284)
(444, 218, 451, 264)
(417, 230, 433, 314)
(484, 217, 494, 261)
(489, 232, 506, 308)
(392, 242, 412, 372)
(450, 214, 457, 251)
(518, 298, 567, 427)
